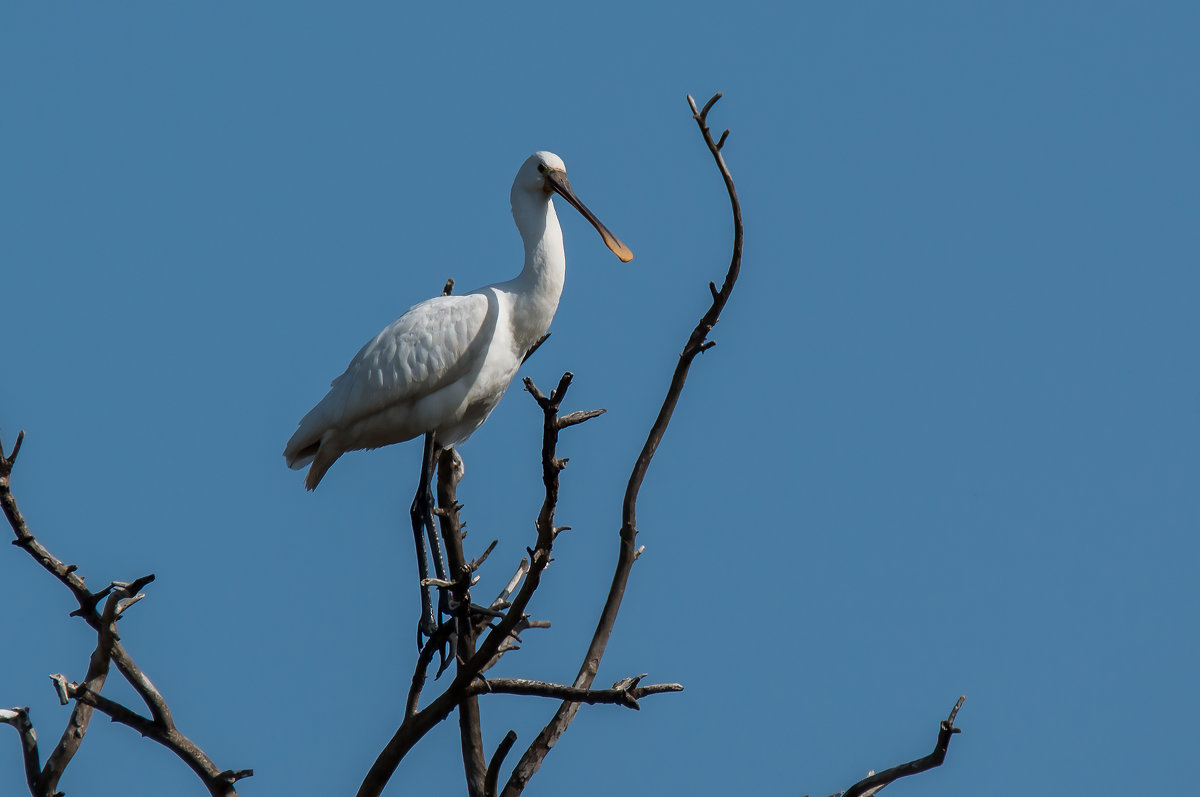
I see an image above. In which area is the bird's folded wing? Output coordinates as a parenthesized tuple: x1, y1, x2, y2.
(300, 292, 492, 433)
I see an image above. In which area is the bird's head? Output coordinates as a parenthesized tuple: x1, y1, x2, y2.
(514, 151, 633, 263)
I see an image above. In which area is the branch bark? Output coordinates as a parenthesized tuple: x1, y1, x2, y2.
(501, 91, 742, 797)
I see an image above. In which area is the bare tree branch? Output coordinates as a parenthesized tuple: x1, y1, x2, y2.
(501, 91, 742, 797)
(57, 671, 252, 795)
(0, 707, 40, 797)
(492, 558, 529, 609)
(435, 448, 488, 797)
(465, 557, 552, 672)
(469, 677, 683, 709)
(1, 431, 252, 797)
(556, 409, 606, 429)
(406, 620, 456, 718)
(840, 697, 966, 797)
(457, 373, 599, 675)
(38, 584, 134, 795)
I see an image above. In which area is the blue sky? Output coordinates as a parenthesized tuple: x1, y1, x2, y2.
(2, 2, 1197, 795)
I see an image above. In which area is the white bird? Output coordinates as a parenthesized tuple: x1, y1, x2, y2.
(284, 151, 632, 490)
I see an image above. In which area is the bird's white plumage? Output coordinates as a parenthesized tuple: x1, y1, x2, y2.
(290, 292, 493, 456)
(284, 151, 630, 490)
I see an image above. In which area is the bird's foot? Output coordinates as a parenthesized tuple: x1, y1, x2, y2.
(437, 583, 453, 618)
(416, 612, 438, 651)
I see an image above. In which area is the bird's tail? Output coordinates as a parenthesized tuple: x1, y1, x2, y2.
(303, 448, 340, 491)
(284, 428, 334, 490)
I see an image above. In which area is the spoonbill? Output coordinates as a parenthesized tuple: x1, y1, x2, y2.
(284, 151, 632, 634)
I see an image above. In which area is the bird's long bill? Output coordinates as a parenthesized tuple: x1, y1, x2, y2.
(545, 170, 634, 262)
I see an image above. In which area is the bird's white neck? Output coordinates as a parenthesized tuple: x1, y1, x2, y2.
(507, 188, 566, 348)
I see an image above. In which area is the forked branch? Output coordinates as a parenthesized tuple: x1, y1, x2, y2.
(1, 432, 252, 797)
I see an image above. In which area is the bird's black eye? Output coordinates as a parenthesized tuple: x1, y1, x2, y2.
(537, 163, 546, 174)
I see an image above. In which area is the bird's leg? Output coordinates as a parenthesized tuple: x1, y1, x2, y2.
(409, 432, 439, 644)
(424, 438, 451, 619)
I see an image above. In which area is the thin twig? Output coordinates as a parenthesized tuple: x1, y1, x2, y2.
(841, 697, 966, 797)
(502, 91, 739, 797)
(557, 409, 606, 430)
(469, 677, 684, 710)
(492, 559, 529, 610)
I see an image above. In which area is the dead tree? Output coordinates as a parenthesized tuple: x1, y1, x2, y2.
(2, 93, 965, 796)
